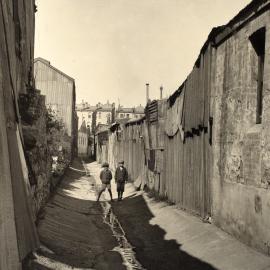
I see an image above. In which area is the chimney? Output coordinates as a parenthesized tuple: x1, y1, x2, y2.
(160, 85, 163, 100)
(146, 83, 149, 104)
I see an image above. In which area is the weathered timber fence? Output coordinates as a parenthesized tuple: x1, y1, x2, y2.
(97, 0, 270, 255)
(100, 44, 213, 218)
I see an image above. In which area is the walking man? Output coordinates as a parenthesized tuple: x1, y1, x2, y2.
(115, 161, 128, 201)
(97, 162, 113, 202)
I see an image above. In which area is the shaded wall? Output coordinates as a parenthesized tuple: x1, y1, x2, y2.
(96, 130, 109, 164)
(107, 122, 146, 180)
(19, 90, 52, 217)
(78, 131, 88, 157)
(0, 1, 39, 269)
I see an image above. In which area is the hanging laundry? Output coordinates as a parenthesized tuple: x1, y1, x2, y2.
(165, 91, 185, 140)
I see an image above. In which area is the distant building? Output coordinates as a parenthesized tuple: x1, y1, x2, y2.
(95, 125, 110, 164)
(76, 101, 115, 134)
(78, 120, 88, 157)
(76, 102, 97, 132)
(116, 105, 144, 120)
(34, 57, 77, 156)
(95, 101, 115, 126)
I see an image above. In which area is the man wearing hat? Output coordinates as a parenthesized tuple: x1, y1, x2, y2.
(97, 162, 113, 202)
(115, 161, 128, 201)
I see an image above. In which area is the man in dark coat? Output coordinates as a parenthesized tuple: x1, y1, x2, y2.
(115, 161, 128, 201)
(97, 162, 113, 202)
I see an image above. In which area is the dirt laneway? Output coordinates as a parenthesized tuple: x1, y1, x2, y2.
(88, 162, 216, 270)
(25, 159, 270, 270)
(25, 159, 125, 270)
(88, 161, 270, 270)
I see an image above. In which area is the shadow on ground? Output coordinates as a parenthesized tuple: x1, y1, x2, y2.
(112, 194, 218, 270)
(25, 159, 218, 270)
(25, 159, 125, 270)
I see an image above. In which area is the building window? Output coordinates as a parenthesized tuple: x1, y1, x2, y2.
(99, 112, 101, 119)
(250, 27, 266, 124)
(88, 114, 91, 118)
(127, 113, 130, 118)
(120, 113, 123, 118)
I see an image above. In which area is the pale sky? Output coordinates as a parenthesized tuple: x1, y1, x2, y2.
(35, 0, 251, 107)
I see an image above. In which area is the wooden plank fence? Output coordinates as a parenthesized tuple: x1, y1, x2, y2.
(102, 44, 213, 218)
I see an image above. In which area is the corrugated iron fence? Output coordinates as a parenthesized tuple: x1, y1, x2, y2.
(100, 45, 213, 218)
(162, 44, 213, 217)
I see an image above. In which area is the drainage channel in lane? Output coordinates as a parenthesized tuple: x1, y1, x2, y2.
(100, 202, 146, 270)
(82, 161, 145, 270)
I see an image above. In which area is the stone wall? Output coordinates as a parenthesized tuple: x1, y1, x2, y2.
(19, 89, 52, 217)
(19, 88, 72, 218)
(211, 10, 270, 254)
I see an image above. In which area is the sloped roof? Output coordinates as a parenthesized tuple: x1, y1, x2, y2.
(117, 107, 134, 113)
(125, 116, 146, 126)
(34, 57, 75, 82)
(134, 105, 145, 114)
(76, 105, 97, 112)
(96, 107, 113, 112)
(117, 105, 145, 114)
(79, 120, 87, 133)
(100, 103, 114, 109)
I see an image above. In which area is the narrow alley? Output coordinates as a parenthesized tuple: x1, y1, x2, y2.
(25, 159, 270, 270)
(3, 1, 270, 269)
(25, 159, 125, 270)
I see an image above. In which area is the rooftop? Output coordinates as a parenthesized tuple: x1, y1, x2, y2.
(34, 57, 75, 82)
(79, 120, 87, 133)
(76, 100, 115, 111)
(116, 104, 145, 114)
